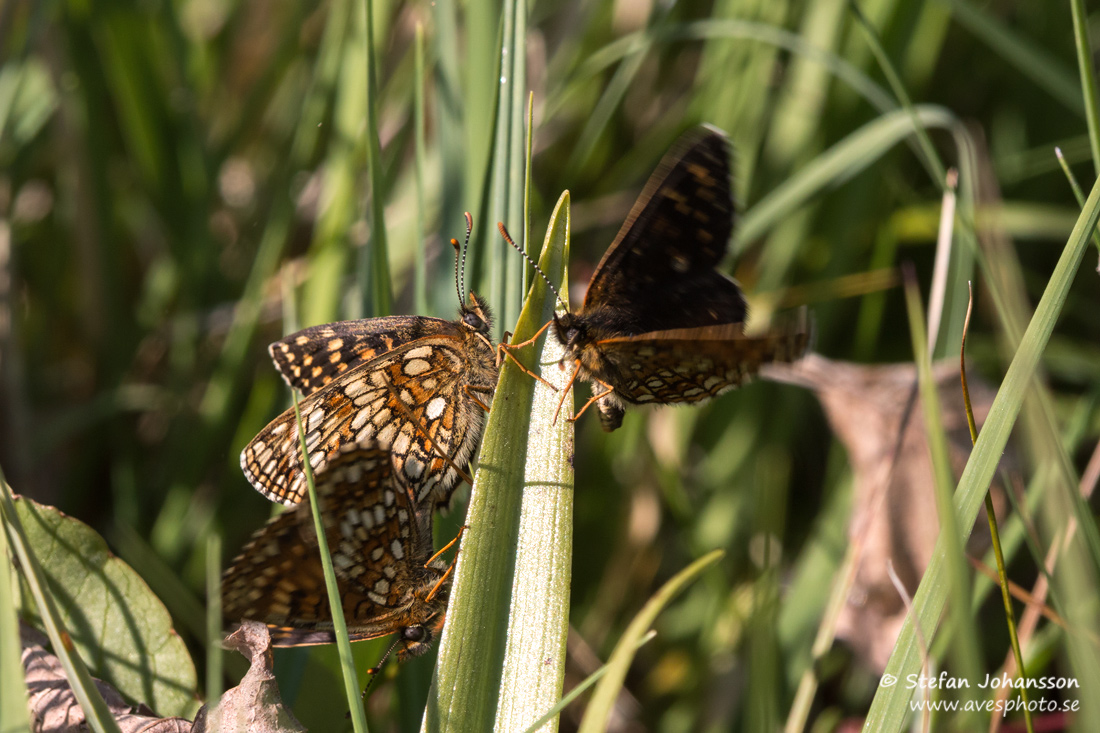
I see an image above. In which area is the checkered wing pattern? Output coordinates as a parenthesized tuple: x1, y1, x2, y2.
(222, 445, 447, 650)
(599, 319, 811, 406)
(269, 316, 454, 397)
(241, 331, 496, 509)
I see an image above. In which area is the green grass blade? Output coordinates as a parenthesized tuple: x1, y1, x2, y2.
(485, 0, 527, 336)
(424, 192, 572, 733)
(863, 172, 1100, 732)
(565, 20, 895, 115)
(735, 105, 957, 253)
(291, 394, 368, 732)
(577, 550, 724, 733)
(520, 631, 657, 733)
(413, 22, 429, 315)
(360, 0, 392, 317)
(205, 533, 223, 713)
(942, 0, 1083, 115)
(902, 272, 982, 718)
(0, 479, 31, 733)
(1070, 0, 1100, 176)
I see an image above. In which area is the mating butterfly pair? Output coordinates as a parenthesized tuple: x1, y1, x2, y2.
(223, 225, 498, 659)
(222, 124, 809, 660)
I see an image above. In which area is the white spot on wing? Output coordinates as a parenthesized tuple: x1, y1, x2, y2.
(404, 358, 431, 376)
(426, 396, 447, 420)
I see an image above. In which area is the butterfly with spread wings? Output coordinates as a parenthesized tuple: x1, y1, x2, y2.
(223, 444, 451, 656)
(549, 125, 809, 431)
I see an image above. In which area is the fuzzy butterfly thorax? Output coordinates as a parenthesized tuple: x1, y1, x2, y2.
(553, 124, 809, 431)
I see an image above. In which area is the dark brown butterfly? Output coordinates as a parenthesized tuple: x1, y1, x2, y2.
(240, 216, 498, 512)
(549, 125, 809, 431)
(223, 444, 451, 656)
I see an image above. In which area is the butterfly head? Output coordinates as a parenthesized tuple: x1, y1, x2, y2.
(552, 311, 585, 354)
(394, 615, 443, 660)
(398, 560, 450, 659)
(460, 292, 493, 337)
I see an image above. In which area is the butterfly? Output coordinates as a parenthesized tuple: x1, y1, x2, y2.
(240, 216, 499, 512)
(222, 444, 452, 656)
(547, 125, 809, 431)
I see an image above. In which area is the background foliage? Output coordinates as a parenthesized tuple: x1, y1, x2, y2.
(2, 0, 1100, 730)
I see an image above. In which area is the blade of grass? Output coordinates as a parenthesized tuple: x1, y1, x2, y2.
(413, 22, 429, 315)
(561, 19, 895, 117)
(0, 470, 123, 733)
(1070, 0, 1100, 177)
(850, 3, 945, 184)
(1054, 146, 1100, 269)
(0, 475, 31, 733)
(424, 191, 572, 733)
(735, 105, 958, 253)
(960, 283, 1034, 733)
(360, 0, 392, 317)
(939, 0, 1083, 115)
(577, 550, 724, 733)
(205, 533, 223, 713)
(519, 631, 658, 733)
(863, 172, 1100, 732)
(901, 267, 982, 721)
(291, 394, 368, 732)
(485, 0, 527, 336)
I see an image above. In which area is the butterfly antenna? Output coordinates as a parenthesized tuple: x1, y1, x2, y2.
(497, 222, 566, 309)
(460, 211, 473, 299)
(363, 636, 402, 697)
(450, 235, 463, 308)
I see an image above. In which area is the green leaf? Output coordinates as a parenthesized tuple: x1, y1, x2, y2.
(12, 495, 199, 718)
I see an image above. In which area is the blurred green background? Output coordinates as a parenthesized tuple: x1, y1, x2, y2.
(2, 0, 1100, 730)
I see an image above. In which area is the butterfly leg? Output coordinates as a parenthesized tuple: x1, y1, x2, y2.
(569, 378, 616, 424)
(551, 361, 583, 425)
(425, 524, 468, 568)
(379, 372, 475, 486)
(425, 527, 468, 603)
(497, 320, 558, 391)
(463, 384, 495, 413)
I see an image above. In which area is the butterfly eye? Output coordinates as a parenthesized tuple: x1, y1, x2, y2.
(566, 328, 580, 343)
(463, 312, 483, 329)
(403, 626, 427, 642)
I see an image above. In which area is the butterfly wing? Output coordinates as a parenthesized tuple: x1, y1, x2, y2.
(222, 445, 444, 647)
(581, 126, 745, 333)
(270, 316, 453, 396)
(595, 318, 810, 406)
(242, 330, 495, 508)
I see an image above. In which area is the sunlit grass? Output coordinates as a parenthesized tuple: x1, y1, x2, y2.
(2, 0, 1099, 730)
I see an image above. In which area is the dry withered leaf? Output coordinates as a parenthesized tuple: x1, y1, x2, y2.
(193, 621, 305, 733)
(21, 620, 305, 732)
(764, 354, 1010, 671)
(22, 623, 190, 733)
